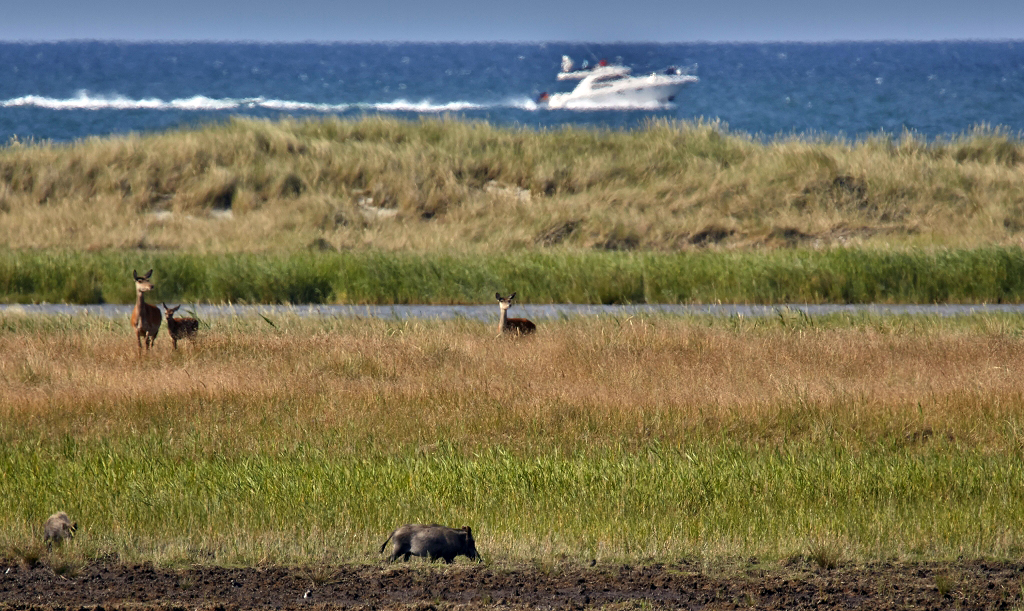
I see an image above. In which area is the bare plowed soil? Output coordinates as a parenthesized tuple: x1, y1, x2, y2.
(1, 560, 1021, 610)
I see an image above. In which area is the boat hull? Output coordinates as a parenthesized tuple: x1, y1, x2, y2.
(543, 74, 696, 109)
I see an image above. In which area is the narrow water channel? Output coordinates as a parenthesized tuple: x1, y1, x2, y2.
(3, 303, 1023, 321)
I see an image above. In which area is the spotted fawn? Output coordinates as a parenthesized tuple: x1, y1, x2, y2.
(162, 304, 199, 350)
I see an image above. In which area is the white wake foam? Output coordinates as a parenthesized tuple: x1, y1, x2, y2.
(1, 91, 511, 114)
(2, 91, 668, 115)
(3, 92, 168, 110)
(368, 99, 486, 112)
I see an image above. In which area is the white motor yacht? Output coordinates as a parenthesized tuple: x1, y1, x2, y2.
(537, 56, 698, 109)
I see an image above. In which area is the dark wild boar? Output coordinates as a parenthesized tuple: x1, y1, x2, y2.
(379, 523, 479, 564)
(44, 512, 77, 550)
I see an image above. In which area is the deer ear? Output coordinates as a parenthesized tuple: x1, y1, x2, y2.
(509, 292, 516, 300)
(133, 269, 139, 280)
(144, 269, 153, 279)
(495, 292, 501, 300)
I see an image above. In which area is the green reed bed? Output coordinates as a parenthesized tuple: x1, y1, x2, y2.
(5, 247, 1024, 305)
(3, 434, 1023, 566)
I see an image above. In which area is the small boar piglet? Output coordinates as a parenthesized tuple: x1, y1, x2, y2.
(379, 523, 479, 564)
(44, 512, 77, 550)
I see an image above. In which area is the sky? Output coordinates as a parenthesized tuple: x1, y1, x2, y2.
(2, 0, 1023, 43)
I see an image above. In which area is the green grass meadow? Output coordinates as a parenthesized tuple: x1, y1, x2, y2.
(5, 434, 1023, 566)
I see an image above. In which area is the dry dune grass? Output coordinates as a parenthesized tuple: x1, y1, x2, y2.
(3, 117, 1024, 253)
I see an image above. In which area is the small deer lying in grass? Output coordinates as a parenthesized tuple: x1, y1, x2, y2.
(162, 304, 199, 350)
(496, 292, 536, 336)
(44, 512, 77, 551)
(131, 269, 161, 355)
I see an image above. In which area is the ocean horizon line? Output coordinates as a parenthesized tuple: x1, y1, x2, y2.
(2, 37, 1024, 45)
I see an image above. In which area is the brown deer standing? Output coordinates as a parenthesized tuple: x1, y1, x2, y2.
(162, 304, 199, 350)
(131, 269, 162, 355)
(496, 292, 536, 336)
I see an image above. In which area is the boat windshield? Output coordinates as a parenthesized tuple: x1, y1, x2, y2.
(590, 74, 628, 88)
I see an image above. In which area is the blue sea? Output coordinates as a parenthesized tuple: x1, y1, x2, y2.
(2, 41, 1024, 143)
